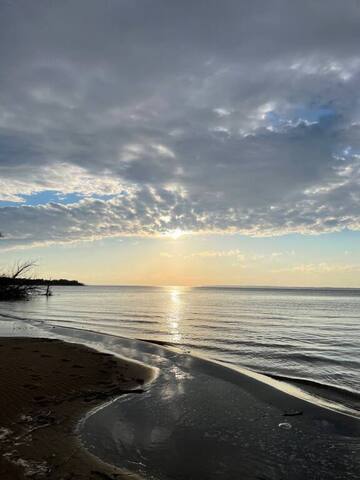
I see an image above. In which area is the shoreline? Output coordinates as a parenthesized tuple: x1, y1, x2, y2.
(0, 325, 358, 479)
(76, 330, 360, 480)
(0, 301, 358, 415)
(1, 308, 358, 418)
(0, 337, 153, 479)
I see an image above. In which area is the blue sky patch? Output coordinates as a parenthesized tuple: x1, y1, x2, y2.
(0, 191, 117, 207)
(266, 105, 336, 129)
(21, 191, 84, 206)
(292, 106, 335, 123)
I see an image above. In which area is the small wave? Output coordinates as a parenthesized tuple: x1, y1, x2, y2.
(261, 371, 360, 411)
(0, 312, 35, 322)
(137, 338, 178, 347)
(263, 350, 360, 367)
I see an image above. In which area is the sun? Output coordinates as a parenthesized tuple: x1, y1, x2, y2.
(169, 228, 184, 240)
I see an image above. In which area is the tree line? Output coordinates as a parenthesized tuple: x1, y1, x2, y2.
(0, 262, 84, 301)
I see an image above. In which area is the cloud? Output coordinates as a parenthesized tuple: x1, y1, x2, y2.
(160, 249, 288, 262)
(274, 263, 360, 274)
(1, 1, 360, 247)
(185, 250, 246, 260)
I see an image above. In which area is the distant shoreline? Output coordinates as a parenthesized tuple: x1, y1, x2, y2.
(1, 278, 84, 287)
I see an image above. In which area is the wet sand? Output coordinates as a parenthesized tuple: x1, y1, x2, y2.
(0, 337, 152, 479)
(0, 328, 359, 480)
(80, 335, 360, 480)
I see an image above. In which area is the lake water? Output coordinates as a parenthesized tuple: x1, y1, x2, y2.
(0, 285, 359, 412)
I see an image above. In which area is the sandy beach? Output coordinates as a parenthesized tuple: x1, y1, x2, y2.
(0, 325, 358, 480)
(0, 337, 152, 479)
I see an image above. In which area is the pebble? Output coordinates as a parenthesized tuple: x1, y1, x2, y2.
(278, 422, 292, 430)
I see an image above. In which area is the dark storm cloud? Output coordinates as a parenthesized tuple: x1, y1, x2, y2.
(1, 0, 360, 246)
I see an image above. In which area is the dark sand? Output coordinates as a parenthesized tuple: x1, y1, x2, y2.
(0, 337, 152, 480)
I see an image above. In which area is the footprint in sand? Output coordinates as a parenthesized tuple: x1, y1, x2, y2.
(33, 396, 46, 401)
(23, 384, 38, 390)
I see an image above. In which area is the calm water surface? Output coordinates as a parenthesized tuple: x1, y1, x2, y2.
(0, 286, 359, 409)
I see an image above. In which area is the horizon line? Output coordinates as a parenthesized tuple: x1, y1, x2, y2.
(79, 283, 360, 290)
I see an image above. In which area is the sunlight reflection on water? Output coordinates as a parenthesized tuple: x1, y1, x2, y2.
(0, 285, 359, 408)
(167, 287, 184, 344)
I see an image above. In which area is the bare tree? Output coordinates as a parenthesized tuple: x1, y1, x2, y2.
(11, 261, 37, 279)
(0, 261, 41, 301)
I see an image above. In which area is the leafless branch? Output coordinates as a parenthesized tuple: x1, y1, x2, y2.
(11, 261, 37, 279)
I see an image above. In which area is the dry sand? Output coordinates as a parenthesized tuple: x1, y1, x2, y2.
(0, 337, 153, 480)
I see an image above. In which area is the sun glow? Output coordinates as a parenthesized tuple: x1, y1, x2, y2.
(169, 228, 185, 240)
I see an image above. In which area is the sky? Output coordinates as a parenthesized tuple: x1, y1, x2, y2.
(1, 0, 360, 286)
